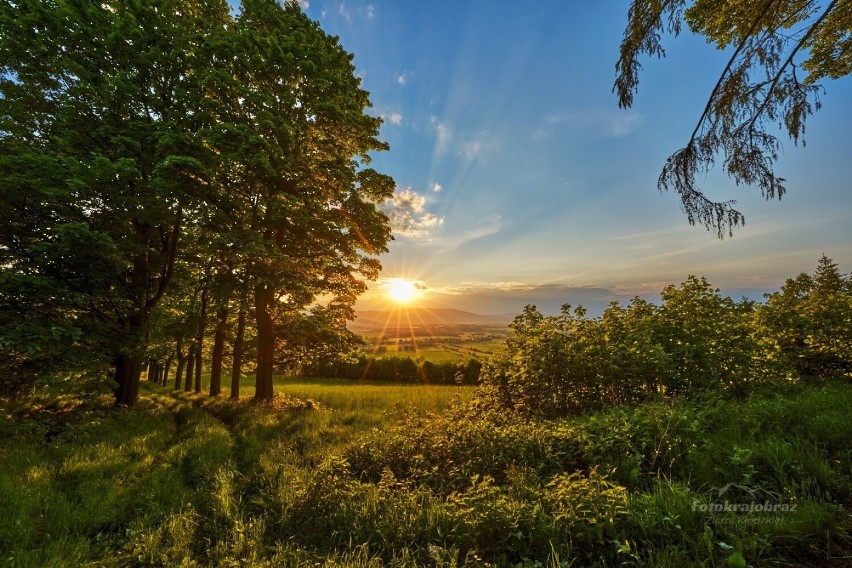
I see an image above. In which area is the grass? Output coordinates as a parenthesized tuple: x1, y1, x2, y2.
(1, 376, 849, 566)
(275, 376, 473, 413)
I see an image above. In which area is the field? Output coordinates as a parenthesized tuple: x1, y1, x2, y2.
(1, 375, 850, 566)
(357, 324, 510, 363)
(247, 376, 473, 417)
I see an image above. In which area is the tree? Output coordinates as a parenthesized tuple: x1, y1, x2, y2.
(0, 0, 231, 403)
(759, 255, 852, 377)
(616, 1, 851, 237)
(225, 0, 394, 401)
(655, 276, 758, 395)
(0, 0, 393, 405)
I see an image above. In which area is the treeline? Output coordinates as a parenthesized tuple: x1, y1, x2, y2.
(303, 355, 482, 385)
(0, 1, 393, 404)
(480, 256, 852, 417)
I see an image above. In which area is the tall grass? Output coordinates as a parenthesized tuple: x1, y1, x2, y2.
(1, 376, 849, 566)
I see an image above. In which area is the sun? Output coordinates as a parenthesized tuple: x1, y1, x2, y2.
(385, 278, 420, 304)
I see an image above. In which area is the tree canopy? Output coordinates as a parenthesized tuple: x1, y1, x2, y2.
(0, 0, 393, 404)
(616, 0, 851, 237)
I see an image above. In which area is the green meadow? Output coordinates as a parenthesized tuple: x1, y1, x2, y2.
(1, 375, 849, 567)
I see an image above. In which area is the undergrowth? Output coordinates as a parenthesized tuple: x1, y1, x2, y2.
(0, 377, 849, 566)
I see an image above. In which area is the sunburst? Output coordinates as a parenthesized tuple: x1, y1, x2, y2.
(385, 278, 420, 304)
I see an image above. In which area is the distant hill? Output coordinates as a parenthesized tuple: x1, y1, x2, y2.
(350, 308, 513, 330)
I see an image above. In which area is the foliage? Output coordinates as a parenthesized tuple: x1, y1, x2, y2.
(304, 354, 482, 385)
(479, 258, 851, 418)
(4, 376, 849, 566)
(616, 1, 851, 237)
(0, 0, 228, 399)
(0, 0, 393, 404)
(758, 254, 852, 378)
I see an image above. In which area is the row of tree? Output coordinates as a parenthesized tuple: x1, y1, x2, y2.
(480, 256, 852, 417)
(0, 0, 394, 405)
(303, 355, 483, 385)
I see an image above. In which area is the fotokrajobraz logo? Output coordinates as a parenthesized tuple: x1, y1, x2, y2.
(692, 483, 798, 521)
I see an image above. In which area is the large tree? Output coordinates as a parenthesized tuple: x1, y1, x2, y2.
(0, 0, 393, 404)
(225, 0, 394, 400)
(0, 0, 230, 403)
(616, 1, 850, 237)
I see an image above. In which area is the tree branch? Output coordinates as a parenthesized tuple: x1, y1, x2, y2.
(687, 0, 781, 146)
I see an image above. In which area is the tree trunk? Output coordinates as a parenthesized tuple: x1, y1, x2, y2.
(209, 304, 228, 397)
(113, 223, 178, 406)
(193, 347, 202, 393)
(254, 284, 275, 400)
(174, 349, 186, 390)
(230, 295, 247, 400)
(114, 353, 144, 406)
(194, 290, 207, 394)
(185, 344, 195, 392)
(114, 312, 147, 406)
(162, 354, 174, 386)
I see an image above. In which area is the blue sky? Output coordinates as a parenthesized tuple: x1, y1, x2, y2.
(294, 0, 852, 314)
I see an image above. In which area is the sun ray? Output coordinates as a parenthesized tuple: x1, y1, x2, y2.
(384, 278, 421, 304)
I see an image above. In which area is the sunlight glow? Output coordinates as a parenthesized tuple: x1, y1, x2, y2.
(385, 278, 420, 304)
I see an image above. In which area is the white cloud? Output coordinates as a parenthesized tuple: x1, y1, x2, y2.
(330, 1, 376, 23)
(460, 140, 483, 160)
(337, 2, 351, 21)
(380, 188, 444, 238)
(397, 72, 407, 85)
(296, 0, 309, 9)
(435, 122, 451, 154)
(379, 111, 402, 125)
(432, 183, 442, 192)
(433, 123, 492, 160)
(422, 214, 502, 250)
(546, 109, 643, 138)
(456, 281, 537, 292)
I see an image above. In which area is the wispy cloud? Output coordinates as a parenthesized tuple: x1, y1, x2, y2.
(397, 71, 408, 85)
(460, 140, 483, 160)
(380, 188, 444, 238)
(610, 281, 673, 296)
(738, 274, 770, 283)
(336, 2, 351, 21)
(546, 109, 642, 138)
(431, 183, 442, 193)
(422, 282, 624, 315)
(330, 1, 374, 23)
(379, 111, 402, 126)
(430, 119, 494, 161)
(454, 281, 538, 292)
(434, 122, 451, 154)
(413, 215, 502, 251)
